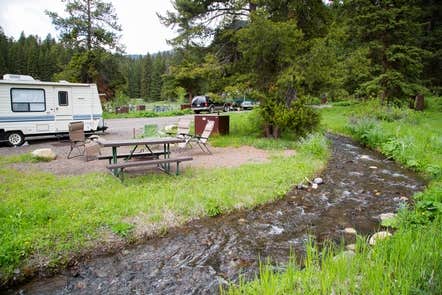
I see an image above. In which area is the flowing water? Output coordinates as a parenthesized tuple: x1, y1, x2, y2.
(6, 135, 425, 294)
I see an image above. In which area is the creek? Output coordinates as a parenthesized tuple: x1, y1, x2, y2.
(7, 134, 425, 294)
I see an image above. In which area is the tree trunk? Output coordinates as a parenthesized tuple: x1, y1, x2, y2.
(264, 123, 273, 138)
(409, 95, 415, 109)
(87, 0, 92, 51)
(249, 2, 257, 12)
(415, 94, 425, 111)
(188, 90, 193, 105)
(272, 126, 280, 139)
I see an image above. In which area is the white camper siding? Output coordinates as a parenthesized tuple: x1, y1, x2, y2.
(71, 85, 101, 131)
(0, 76, 104, 144)
(0, 85, 56, 135)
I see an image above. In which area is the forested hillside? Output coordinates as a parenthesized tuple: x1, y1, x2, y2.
(0, 29, 173, 101)
(1, 0, 440, 104)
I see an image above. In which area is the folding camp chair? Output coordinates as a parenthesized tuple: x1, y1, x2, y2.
(67, 121, 86, 158)
(192, 120, 215, 154)
(170, 118, 193, 150)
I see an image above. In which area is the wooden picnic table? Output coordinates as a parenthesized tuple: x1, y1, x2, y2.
(97, 137, 189, 177)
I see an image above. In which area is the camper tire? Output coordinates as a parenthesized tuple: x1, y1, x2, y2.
(7, 131, 25, 147)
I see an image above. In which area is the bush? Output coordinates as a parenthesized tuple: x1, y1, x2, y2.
(346, 117, 388, 147)
(351, 99, 419, 123)
(259, 97, 320, 138)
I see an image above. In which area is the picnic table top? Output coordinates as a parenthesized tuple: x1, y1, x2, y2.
(97, 137, 185, 148)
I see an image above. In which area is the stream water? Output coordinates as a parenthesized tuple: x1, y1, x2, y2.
(6, 134, 425, 294)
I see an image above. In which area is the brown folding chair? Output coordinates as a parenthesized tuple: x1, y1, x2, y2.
(67, 121, 86, 159)
(191, 120, 215, 154)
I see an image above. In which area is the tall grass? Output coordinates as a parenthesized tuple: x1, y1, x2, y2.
(228, 97, 442, 294)
(228, 218, 442, 294)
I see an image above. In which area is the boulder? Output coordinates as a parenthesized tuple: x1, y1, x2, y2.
(312, 183, 319, 189)
(333, 250, 355, 261)
(379, 212, 396, 221)
(313, 177, 324, 184)
(369, 231, 392, 245)
(297, 184, 309, 190)
(344, 227, 357, 235)
(346, 244, 356, 251)
(31, 148, 56, 160)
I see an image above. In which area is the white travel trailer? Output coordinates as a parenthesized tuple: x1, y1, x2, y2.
(0, 74, 106, 146)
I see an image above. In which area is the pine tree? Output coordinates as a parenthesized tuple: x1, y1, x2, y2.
(150, 54, 166, 100)
(346, 0, 429, 102)
(140, 53, 153, 100)
(0, 27, 9, 76)
(46, 0, 122, 52)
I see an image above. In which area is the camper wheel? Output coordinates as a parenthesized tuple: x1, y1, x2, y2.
(7, 131, 25, 147)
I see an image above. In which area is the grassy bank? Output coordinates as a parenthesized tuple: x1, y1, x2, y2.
(228, 218, 442, 294)
(0, 114, 329, 285)
(229, 97, 442, 294)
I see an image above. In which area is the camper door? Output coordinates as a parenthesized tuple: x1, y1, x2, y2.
(53, 88, 73, 131)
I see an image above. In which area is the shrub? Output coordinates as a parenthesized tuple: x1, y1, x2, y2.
(346, 117, 388, 147)
(259, 97, 320, 138)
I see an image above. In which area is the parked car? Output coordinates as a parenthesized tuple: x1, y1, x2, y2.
(191, 95, 230, 114)
(231, 98, 259, 111)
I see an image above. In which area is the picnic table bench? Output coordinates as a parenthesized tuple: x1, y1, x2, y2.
(97, 137, 192, 179)
(97, 151, 165, 164)
(107, 157, 193, 176)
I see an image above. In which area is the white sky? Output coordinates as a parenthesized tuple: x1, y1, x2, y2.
(0, 0, 177, 54)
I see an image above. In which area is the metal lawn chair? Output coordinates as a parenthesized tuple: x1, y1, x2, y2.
(192, 120, 215, 154)
(67, 121, 86, 158)
(170, 118, 193, 150)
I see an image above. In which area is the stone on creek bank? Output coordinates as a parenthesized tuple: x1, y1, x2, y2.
(313, 177, 324, 184)
(31, 148, 56, 160)
(333, 250, 355, 261)
(379, 212, 396, 221)
(344, 227, 357, 235)
(297, 177, 324, 190)
(369, 231, 392, 245)
(346, 244, 356, 251)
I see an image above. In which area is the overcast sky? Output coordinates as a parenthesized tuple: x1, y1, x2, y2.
(0, 0, 177, 54)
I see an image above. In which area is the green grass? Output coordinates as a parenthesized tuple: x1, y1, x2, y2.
(211, 111, 301, 150)
(103, 108, 193, 119)
(0, 120, 329, 284)
(227, 218, 442, 294)
(0, 153, 53, 165)
(228, 97, 442, 294)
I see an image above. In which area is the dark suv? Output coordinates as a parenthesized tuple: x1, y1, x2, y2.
(191, 95, 230, 114)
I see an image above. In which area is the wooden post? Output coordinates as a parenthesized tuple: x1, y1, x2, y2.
(415, 94, 425, 111)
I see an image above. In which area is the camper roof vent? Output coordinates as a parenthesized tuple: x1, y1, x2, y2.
(3, 74, 35, 81)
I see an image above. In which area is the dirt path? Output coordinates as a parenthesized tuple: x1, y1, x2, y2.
(1, 116, 293, 175)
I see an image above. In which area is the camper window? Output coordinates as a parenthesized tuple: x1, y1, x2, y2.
(58, 91, 68, 106)
(11, 88, 46, 112)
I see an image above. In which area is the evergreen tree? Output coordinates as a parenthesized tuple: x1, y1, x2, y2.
(420, 0, 442, 93)
(0, 27, 10, 76)
(47, 0, 125, 97)
(140, 53, 153, 100)
(346, 0, 429, 102)
(150, 54, 166, 100)
(126, 57, 142, 98)
(46, 0, 122, 52)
